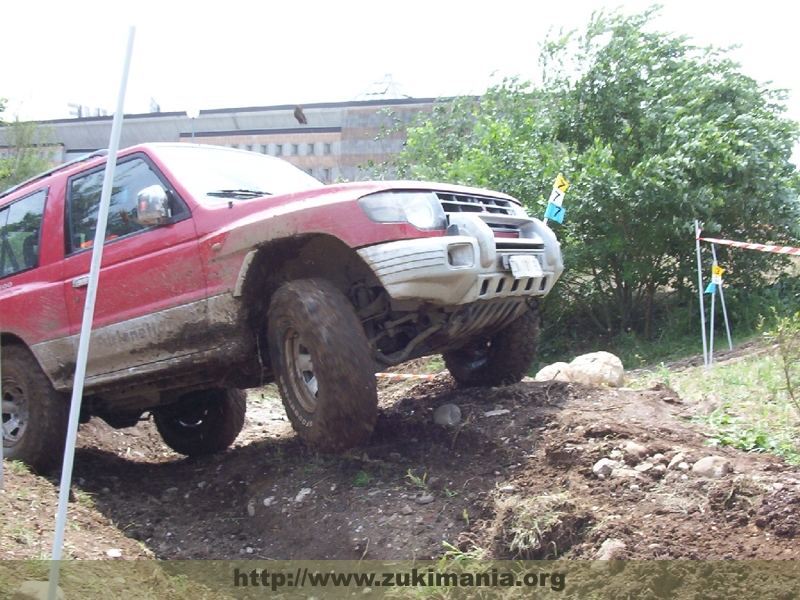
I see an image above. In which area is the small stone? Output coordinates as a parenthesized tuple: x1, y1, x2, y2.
(678, 462, 690, 471)
(667, 453, 685, 470)
(247, 499, 256, 516)
(484, 409, 510, 417)
(595, 538, 627, 560)
(246, 547, 254, 554)
(415, 494, 435, 505)
(498, 485, 516, 493)
(362, 587, 373, 594)
(400, 505, 413, 515)
(611, 468, 641, 479)
(624, 441, 649, 464)
(13, 581, 65, 600)
(197, 481, 207, 489)
(106, 548, 122, 558)
(295, 488, 312, 503)
(165, 487, 178, 493)
(692, 456, 731, 478)
(263, 496, 276, 507)
(629, 484, 640, 492)
(433, 404, 461, 426)
(634, 462, 654, 472)
(593, 458, 620, 478)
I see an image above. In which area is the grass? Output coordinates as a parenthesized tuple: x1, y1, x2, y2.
(634, 343, 800, 465)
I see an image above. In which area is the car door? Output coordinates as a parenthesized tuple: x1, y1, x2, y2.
(61, 153, 209, 382)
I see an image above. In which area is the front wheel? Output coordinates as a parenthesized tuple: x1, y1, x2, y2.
(2, 344, 69, 473)
(443, 307, 540, 387)
(153, 388, 246, 456)
(267, 278, 378, 452)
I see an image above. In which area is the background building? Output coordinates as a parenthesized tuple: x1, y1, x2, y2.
(3, 97, 440, 183)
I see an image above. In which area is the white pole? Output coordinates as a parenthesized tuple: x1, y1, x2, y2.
(48, 26, 136, 600)
(709, 271, 716, 367)
(695, 220, 709, 368)
(711, 244, 734, 351)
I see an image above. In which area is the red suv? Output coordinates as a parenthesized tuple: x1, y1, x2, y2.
(1, 144, 563, 472)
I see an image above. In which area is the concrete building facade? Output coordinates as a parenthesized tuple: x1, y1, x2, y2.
(2, 98, 439, 183)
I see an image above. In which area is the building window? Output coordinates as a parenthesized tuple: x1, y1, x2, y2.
(274, 144, 283, 156)
(322, 168, 331, 181)
(323, 143, 332, 155)
(245, 144, 253, 152)
(291, 144, 298, 156)
(307, 143, 315, 155)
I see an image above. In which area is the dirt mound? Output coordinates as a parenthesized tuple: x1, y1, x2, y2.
(3, 369, 800, 565)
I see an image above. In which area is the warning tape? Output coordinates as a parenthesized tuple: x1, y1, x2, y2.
(698, 236, 800, 255)
(376, 373, 438, 380)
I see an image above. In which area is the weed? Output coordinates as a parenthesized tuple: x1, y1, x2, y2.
(405, 469, 428, 491)
(352, 470, 372, 487)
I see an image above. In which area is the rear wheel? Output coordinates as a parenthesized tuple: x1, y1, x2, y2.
(2, 344, 69, 473)
(267, 278, 378, 451)
(444, 307, 540, 387)
(153, 388, 246, 456)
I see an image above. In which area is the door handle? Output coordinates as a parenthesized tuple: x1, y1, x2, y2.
(72, 275, 89, 288)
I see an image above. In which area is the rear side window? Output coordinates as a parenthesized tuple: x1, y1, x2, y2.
(66, 157, 169, 253)
(0, 188, 47, 278)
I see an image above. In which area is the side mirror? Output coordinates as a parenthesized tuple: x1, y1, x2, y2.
(135, 185, 169, 226)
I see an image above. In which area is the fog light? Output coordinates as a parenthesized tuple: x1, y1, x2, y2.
(447, 243, 474, 267)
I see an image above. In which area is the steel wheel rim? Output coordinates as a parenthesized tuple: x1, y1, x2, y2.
(2, 377, 29, 448)
(284, 328, 319, 413)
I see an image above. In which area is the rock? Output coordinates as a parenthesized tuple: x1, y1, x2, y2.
(294, 488, 312, 503)
(483, 409, 510, 417)
(692, 456, 731, 478)
(106, 548, 122, 558)
(498, 485, 516, 493)
(534, 362, 572, 382)
(263, 496, 276, 507)
(624, 441, 649, 464)
(634, 462, 654, 473)
(593, 458, 620, 478)
(610, 468, 641, 479)
(667, 453, 685, 470)
(568, 352, 625, 387)
(433, 404, 461, 426)
(678, 462, 690, 471)
(400, 505, 413, 515)
(595, 538, 627, 560)
(13, 582, 65, 600)
(415, 494, 435, 505)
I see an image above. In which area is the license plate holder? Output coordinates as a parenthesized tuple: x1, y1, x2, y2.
(508, 255, 543, 279)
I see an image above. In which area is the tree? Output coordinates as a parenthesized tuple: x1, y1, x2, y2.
(0, 103, 57, 191)
(391, 8, 800, 341)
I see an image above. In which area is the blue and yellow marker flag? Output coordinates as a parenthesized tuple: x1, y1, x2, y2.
(704, 264, 725, 294)
(544, 174, 569, 224)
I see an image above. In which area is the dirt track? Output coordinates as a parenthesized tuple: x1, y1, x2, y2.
(3, 362, 798, 564)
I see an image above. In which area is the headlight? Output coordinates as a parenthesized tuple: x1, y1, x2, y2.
(359, 191, 447, 230)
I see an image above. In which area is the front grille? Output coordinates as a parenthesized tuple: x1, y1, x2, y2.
(436, 192, 517, 215)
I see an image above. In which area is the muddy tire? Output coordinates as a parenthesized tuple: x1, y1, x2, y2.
(2, 344, 69, 473)
(153, 388, 246, 456)
(267, 278, 378, 451)
(444, 307, 539, 387)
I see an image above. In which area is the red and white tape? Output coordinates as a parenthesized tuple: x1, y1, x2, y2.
(698, 236, 800, 255)
(376, 373, 438, 380)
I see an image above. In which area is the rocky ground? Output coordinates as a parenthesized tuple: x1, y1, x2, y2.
(2, 346, 800, 596)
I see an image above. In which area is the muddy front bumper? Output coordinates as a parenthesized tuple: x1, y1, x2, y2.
(356, 214, 563, 306)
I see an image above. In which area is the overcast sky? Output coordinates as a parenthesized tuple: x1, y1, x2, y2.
(3, 1, 800, 124)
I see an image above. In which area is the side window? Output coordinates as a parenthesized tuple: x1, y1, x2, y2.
(0, 188, 47, 278)
(67, 157, 174, 253)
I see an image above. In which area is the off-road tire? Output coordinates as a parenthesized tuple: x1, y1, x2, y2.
(267, 278, 378, 451)
(443, 307, 540, 387)
(2, 344, 69, 473)
(153, 388, 246, 456)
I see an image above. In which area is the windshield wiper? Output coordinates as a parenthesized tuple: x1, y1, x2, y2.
(206, 189, 272, 199)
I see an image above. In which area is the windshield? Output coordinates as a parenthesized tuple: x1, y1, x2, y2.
(151, 144, 324, 204)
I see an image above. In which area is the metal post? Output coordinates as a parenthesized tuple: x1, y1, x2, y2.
(48, 26, 136, 600)
(695, 221, 709, 367)
(711, 244, 734, 351)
